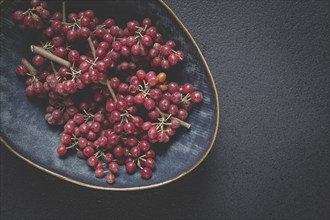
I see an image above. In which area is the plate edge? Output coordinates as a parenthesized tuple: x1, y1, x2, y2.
(0, 0, 220, 191)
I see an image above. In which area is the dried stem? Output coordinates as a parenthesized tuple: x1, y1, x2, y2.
(30, 45, 71, 68)
(155, 107, 191, 129)
(87, 37, 96, 60)
(21, 58, 37, 75)
(50, 61, 58, 74)
(62, 1, 66, 23)
(106, 80, 117, 102)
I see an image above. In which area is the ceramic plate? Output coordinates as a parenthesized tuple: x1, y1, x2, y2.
(0, 0, 219, 190)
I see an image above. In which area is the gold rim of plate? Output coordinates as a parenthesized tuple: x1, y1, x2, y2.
(0, 0, 220, 191)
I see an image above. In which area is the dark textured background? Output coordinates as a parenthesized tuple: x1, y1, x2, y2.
(1, 0, 329, 219)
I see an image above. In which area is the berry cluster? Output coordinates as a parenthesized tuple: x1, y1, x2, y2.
(13, 0, 203, 184)
(12, 0, 50, 29)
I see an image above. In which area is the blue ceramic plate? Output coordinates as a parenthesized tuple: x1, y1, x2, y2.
(0, 0, 219, 190)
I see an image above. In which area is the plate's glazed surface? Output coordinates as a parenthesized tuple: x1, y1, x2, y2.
(0, 0, 219, 190)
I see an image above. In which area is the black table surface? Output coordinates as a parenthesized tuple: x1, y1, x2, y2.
(1, 1, 329, 219)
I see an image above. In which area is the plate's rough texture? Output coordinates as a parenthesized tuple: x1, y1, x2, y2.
(0, 0, 219, 190)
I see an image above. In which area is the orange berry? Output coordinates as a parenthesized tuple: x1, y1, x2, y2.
(159, 84, 168, 91)
(157, 72, 167, 83)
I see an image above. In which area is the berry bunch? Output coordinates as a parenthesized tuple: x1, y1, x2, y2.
(12, 0, 50, 29)
(13, 0, 203, 184)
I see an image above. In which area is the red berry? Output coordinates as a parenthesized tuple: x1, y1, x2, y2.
(158, 99, 170, 111)
(51, 109, 62, 120)
(106, 173, 116, 184)
(148, 48, 158, 58)
(87, 156, 99, 167)
(130, 146, 141, 158)
(168, 53, 179, 66)
(170, 92, 182, 104)
(32, 55, 46, 66)
(16, 64, 28, 77)
(120, 46, 130, 57)
(161, 59, 170, 69)
(139, 140, 151, 152)
(68, 50, 80, 62)
(142, 18, 152, 27)
(107, 133, 119, 146)
(145, 158, 156, 169)
(166, 40, 176, 49)
(126, 136, 138, 147)
(61, 133, 71, 145)
(95, 162, 104, 170)
(90, 121, 101, 133)
(30, 0, 41, 7)
(95, 168, 105, 178)
(145, 149, 155, 158)
(131, 44, 141, 55)
(148, 110, 159, 120)
(108, 162, 120, 174)
(168, 82, 179, 94)
(149, 88, 162, 100)
(155, 33, 162, 42)
(57, 144, 67, 157)
(141, 35, 153, 46)
(141, 167, 152, 179)
(95, 48, 106, 59)
(94, 112, 104, 122)
(116, 99, 128, 112)
(170, 119, 180, 129)
(144, 98, 155, 110)
(124, 122, 135, 134)
(125, 161, 137, 174)
(23, 15, 33, 26)
(83, 146, 94, 157)
(13, 10, 24, 21)
(67, 30, 78, 41)
(113, 145, 124, 158)
(151, 57, 161, 67)
(177, 109, 188, 120)
(84, 10, 95, 18)
(103, 153, 113, 163)
(148, 126, 158, 139)
(146, 26, 157, 38)
(132, 116, 143, 127)
(176, 51, 185, 60)
(109, 110, 121, 122)
(190, 91, 203, 103)
(78, 137, 88, 148)
(160, 46, 171, 57)
(168, 104, 179, 115)
(79, 27, 91, 38)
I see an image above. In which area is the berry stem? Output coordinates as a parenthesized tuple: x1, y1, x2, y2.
(62, 1, 66, 23)
(50, 61, 58, 74)
(106, 80, 117, 102)
(87, 36, 96, 60)
(67, 142, 78, 149)
(30, 45, 71, 68)
(21, 58, 37, 75)
(155, 107, 191, 129)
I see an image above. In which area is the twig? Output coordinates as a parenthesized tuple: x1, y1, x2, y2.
(87, 37, 96, 60)
(155, 107, 191, 129)
(21, 58, 38, 75)
(62, 1, 66, 23)
(50, 61, 58, 74)
(30, 45, 71, 68)
(106, 80, 117, 102)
